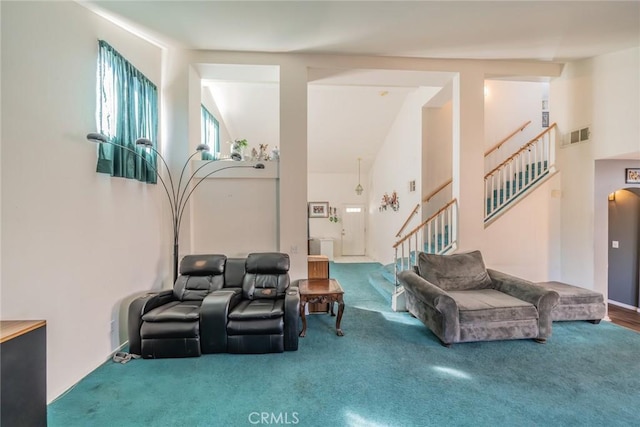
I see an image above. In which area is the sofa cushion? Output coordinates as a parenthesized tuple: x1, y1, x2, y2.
(180, 254, 226, 276)
(417, 250, 493, 291)
(535, 281, 604, 305)
(140, 320, 199, 339)
(142, 301, 202, 322)
(448, 289, 538, 323)
(227, 318, 284, 336)
(228, 299, 285, 320)
(243, 253, 291, 300)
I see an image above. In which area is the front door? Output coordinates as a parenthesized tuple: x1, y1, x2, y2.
(341, 204, 366, 256)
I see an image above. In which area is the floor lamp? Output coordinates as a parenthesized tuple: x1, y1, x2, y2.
(86, 133, 265, 283)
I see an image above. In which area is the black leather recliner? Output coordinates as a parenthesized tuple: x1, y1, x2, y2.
(128, 254, 227, 358)
(202, 252, 300, 354)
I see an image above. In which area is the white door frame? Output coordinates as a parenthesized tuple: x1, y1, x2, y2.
(341, 204, 366, 256)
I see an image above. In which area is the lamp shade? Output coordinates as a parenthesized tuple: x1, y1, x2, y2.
(86, 133, 108, 143)
(355, 158, 363, 195)
(135, 138, 153, 147)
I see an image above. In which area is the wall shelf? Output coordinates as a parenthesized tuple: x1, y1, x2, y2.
(192, 160, 279, 179)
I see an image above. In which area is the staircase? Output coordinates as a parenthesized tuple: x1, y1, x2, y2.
(380, 121, 557, 311)
(484, 124, 557, 222)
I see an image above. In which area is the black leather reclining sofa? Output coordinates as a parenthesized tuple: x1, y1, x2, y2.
(127, 252, 300, 358)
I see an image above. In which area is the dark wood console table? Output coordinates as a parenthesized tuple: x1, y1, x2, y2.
(1, 320, 47, 427)
(298, 279, 345, 337)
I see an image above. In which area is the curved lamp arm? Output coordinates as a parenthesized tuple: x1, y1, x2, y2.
(88, 133, 266, 283)
(176, 163, 265, 236)
(87, 133, 178, 229)
(135, 138, 211, 211)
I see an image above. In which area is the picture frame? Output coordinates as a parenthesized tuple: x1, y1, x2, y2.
(625, 168, 640, 184)
(542, 111, 549, 128)
(308, 201, 329, 218)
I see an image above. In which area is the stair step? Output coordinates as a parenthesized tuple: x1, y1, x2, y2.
(381, 263, 397, 284)
(367, 271, 395, 304)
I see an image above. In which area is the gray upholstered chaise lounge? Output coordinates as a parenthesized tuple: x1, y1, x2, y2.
(398, 251, 559, 347)
(535, 281, 605, 323)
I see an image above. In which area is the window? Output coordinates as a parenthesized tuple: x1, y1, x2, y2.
(201, 105, 220, 160)
(96, 40, 158, 183)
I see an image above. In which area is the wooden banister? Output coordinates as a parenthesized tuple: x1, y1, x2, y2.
(485, 123, 556, 180)
(484, 120, 532, 157)
(394, 198, 456, 248)
(395, 204, 420, 237)
(422, 179, 453, 204)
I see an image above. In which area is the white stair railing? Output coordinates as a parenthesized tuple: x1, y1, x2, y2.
(485, 124, 556, 220)
(393, 198, 457, 280)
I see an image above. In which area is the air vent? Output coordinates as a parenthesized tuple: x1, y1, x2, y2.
(562, 126, 590, 147)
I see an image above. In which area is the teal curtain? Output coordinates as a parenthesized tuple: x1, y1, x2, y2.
(200, 105, 219, 160)
(96, 40, 158, 183)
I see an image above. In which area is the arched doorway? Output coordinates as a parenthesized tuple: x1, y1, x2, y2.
(608, 188, 640, 310)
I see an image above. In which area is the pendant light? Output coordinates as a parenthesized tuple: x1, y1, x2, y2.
(355, 157, 363, 196)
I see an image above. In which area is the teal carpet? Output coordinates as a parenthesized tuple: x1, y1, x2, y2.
(49, 263, 640, 426)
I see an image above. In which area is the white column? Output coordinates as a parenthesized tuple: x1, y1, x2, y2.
(159, 48, 192, 286)
(452, 70, 486, 252)
(279, 59, 308, 279)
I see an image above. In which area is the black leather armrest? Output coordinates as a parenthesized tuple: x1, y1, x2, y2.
(200, 289, 242, 354)
(284, 287, 300, 351)
(127, 290, 174, 355)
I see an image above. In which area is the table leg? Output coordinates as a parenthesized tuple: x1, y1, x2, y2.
(336, 297, 345, 336)
(299, 300, 307, 337)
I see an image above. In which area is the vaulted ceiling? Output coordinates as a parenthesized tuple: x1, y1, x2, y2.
(84, 1, 640, 172)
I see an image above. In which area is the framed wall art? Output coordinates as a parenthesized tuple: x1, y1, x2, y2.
(625, 168, 640, 184)
(308, 202, 329, 218)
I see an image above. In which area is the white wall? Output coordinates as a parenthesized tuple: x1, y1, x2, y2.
(0, 4, 571, 400)
(484, 80, 547, 171)
(423, 99, 453, 219)
(551, 47, 640, 294)
(369, 87, 440, 264)
(479, 79, 561, 279)
(201, 87, 232, 153)
(482, 173, 562, 280)
(308, 172, 366, 257)
(206, 81, 280, 156)
(1, 1, 166, 402)
(191, 172, 279, 256)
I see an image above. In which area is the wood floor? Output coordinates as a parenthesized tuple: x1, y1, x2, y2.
(608, 304, 640, 333)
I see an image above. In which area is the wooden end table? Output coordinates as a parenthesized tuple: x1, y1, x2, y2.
(298, 278, 345, 337)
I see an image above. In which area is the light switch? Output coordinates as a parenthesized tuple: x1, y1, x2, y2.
(612, 241, 619, 248)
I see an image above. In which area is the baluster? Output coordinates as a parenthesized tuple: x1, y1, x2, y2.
(447, 204, 452, 249)
(516, 153, 523, 193)
(394, 247, 398, 286)
(532, 141, 538, 180)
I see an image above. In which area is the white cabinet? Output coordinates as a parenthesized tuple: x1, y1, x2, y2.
(309, 238, 334, 261)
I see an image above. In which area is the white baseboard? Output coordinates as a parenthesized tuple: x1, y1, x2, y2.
(608, 300, 640, 312)
(392, 287, 407, 312)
